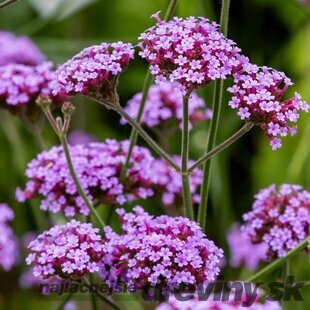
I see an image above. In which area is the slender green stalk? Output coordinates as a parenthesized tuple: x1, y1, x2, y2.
(181, 93, 194, 219)
(188, 123, 253, 173)
(0, 0, 18, 9)
(91, 293, 98, 310)
(58, 133, 105, 227)
(246, 238, 309, 282)
(83, 278, 121, 310)
(55, 293, 74, 310)
(198, 0, 231, 230)
(32, 129, 45, 151)
(115, 105, 180, 172)
(121, 0, 179, 177)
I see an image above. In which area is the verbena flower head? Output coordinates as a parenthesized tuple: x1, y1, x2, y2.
(151, 156, 202, 207)
(121, 82, 212, 130)
(156, 294, 281, 310)
(138, 14, 247, 93)
(53, 42, 134, 105)
(16, 139, 154, 217)
(228, 64, 309, 150)
(100, 206, 224, 290)
(26, 220, 104, 280)
(0, 31, 45, 66)
(0, 62, 64, 117)
(241, 184, 310, 260)
(0, 203, 18, 271)
(227, 223, 267, 270)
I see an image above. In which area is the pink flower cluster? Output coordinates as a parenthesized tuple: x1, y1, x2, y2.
(0, 203, 18, 271)
(0, 31, 45, 66)
(100, 206, 223, 289)
(16, 139, 155, 217)
(121, 82, 212, 130)
(228, 64, 309, 150)
(227, 223, 267, 270)
(138, 15, 247, 93)
(53, 42, 134, 98)
(0, 61, 62, 112)
(241, 184, 310, 260)
(156, 294, 281, 310)
(26, 220, 104, 280)
(151, 156, 202, 207)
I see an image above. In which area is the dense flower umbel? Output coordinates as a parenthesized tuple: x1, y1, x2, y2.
(227, 223, 267, 270)
(53, 42, 134, 102)
(26, 220, 104, 280)
(241, 184, 310, 260)
(138, 15, 247, 93)
(100, 206, 224, 289)
(0, 203, 18, 271)
(156, 294, 281, 310)
(0, 31, 45, 66)
(121, 82, 212, 130)
(151, 156, 202, 207)
(228, 64, 309, 150)
(0, 62, 64, 117)
(16, 139, 154, 217)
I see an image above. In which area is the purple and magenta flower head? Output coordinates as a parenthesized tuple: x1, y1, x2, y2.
(121, 82, 212, 132)
(138, 14, 248, 93)
(53, 42, 134, 106)
(0, 203, 18, 271)
(241, 184, 310, 260)
(0, 31, 45, 66)
(26, 220, 104, 280)
(100, 206, 224, 290)
(227, 223, 267, 270)
(228, 64, 309, 150)
(16, 139, 155, 217)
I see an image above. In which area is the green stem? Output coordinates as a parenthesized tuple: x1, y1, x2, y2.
(0, 0, 18, 9)
(58, 133, 105, 227)
(32, 129, 45, 151)
(246, 238, 308, 282)
(120, 0, 179, 178)
(181, 93, 194, 219)
(115, 105, 180, 172)
(188, 123, 253, 173)
(198, 0, 231, 230)
(55, 293, 74, 310)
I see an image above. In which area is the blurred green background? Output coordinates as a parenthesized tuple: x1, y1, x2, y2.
(0, 0, 309, 309)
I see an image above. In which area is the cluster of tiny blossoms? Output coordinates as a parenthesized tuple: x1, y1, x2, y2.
(151, 156, 202, 207)
(228, 64, 309, 150)
(16, 139, 155, 217)
(241, 184, 310, 260)
(138, 15, 247, 93)
(156, 295, 281, 310)
(26, 220, 104, 280)
(0, 203, 18, 271)
(227, 223, 267, 270)
(100, 206, 224, 290)
(0, 31, 45, 66)
(53, 42, 134, 98)
(121, 82, 212, 130)
(0, 62, 61, 111)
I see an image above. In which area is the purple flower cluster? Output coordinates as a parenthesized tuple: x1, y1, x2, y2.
(26, 220, 104, 280)
(227, 223, 267, 270)
(151, 156, 202, 207)
(0, 31, 45, 66)
(0, 203, 18, 271)
(138, 15, 247, 93)
(156, 294, 281, 310)
(121, 82, 212, 130)
(53, 42, 134, 98)
(100, 206, 223, 289)
(0, 61, 63, 114)
(16, 139, 155, 217)
(228, 64, 309, 150)
(241, 184, 310, 260)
